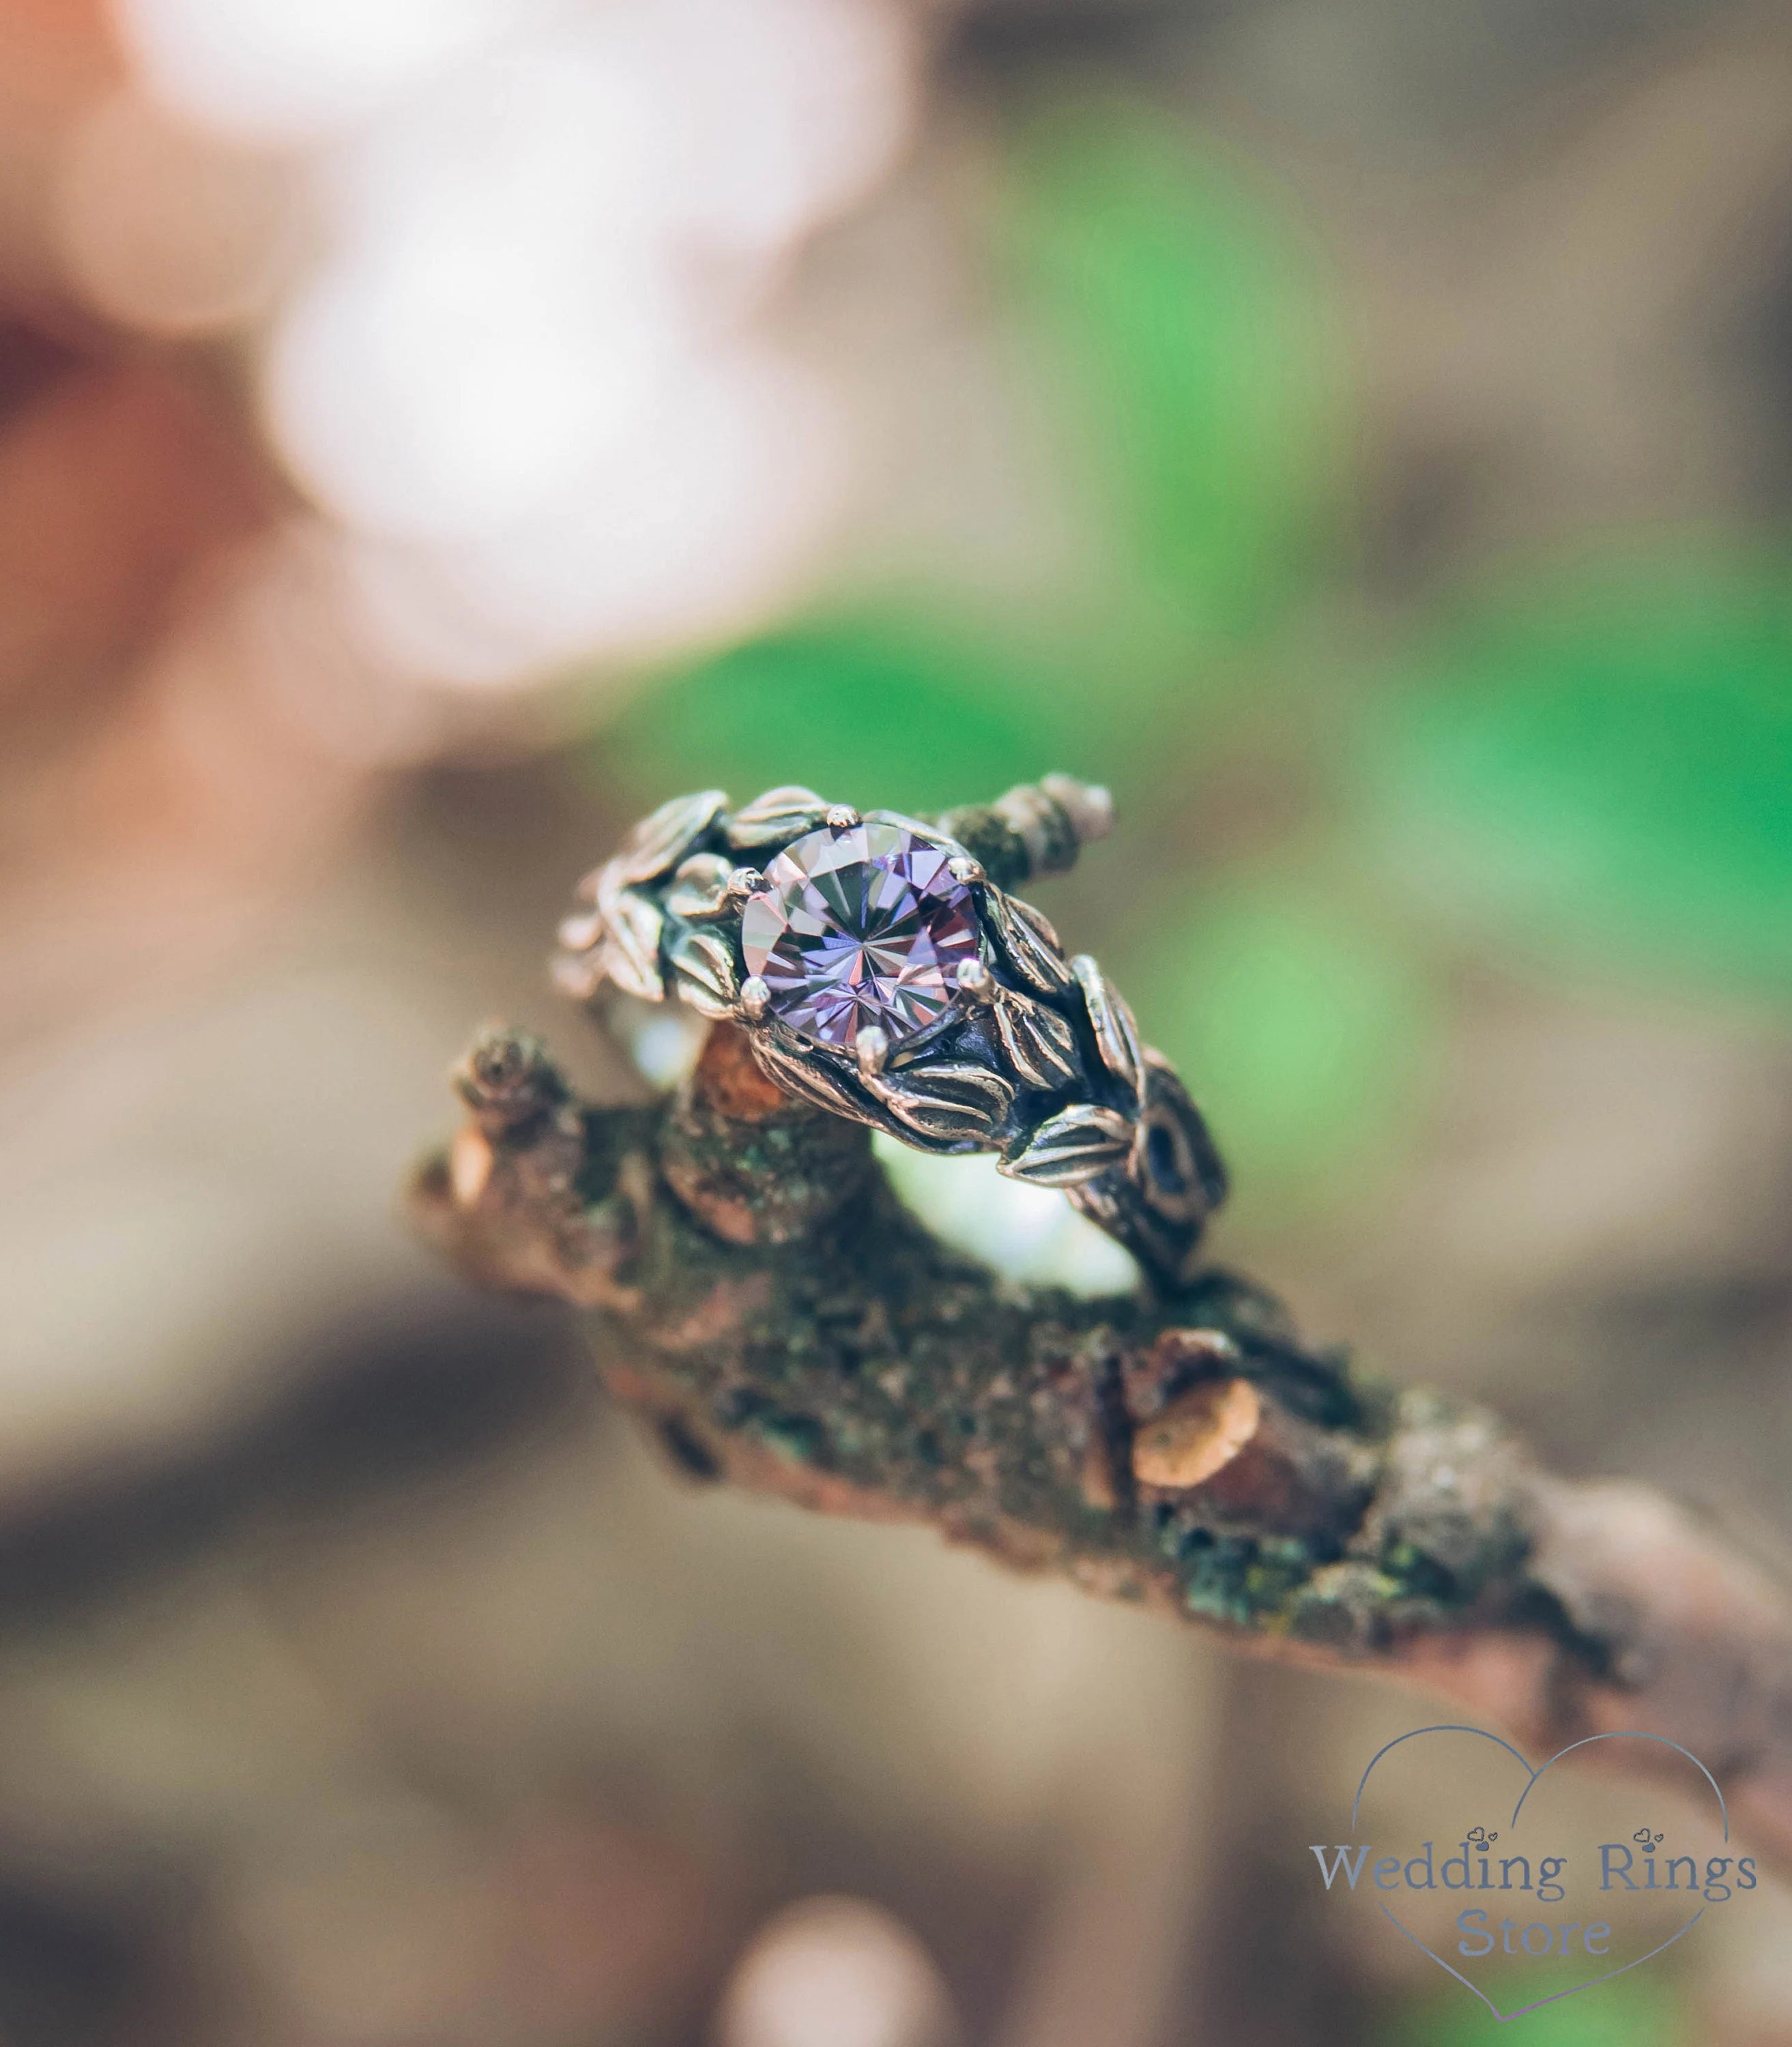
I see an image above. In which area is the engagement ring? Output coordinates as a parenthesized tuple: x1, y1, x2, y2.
(554, 776, 1226, 1288)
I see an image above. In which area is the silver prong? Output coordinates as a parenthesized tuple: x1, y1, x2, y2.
(723, 865, 764, 903)
(947, 855, 985, 886)
(955, 959, 995, 1004)
(740, 976, 771, 1022)
(854, 1025, 890, 1077)
(825, 805, 861, 830)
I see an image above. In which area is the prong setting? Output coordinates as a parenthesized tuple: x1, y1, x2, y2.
(955, 958, 995, 1004)
(559, 774, 1225, 1286)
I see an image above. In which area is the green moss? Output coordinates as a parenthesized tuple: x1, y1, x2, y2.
(573, 1109, 1541, 1664)
(754, 1412, 827, 1466)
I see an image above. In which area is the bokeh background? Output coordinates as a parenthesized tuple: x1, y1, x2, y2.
(3, 0, 1792, 2041)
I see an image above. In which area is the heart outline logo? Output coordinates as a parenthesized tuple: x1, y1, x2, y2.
(1348, 1725, 1728, 2024)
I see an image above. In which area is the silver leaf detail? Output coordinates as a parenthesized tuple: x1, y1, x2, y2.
(750, 1033, 872, 1121)
(551, 948, 605, 1000)
(1130, 1053, 1228, 1221)
(555, 906, 605, 953)
(601, 888, 665, 1002)
(999, 1103, 1133, 1186)
(867, 1062, 1015, 1145)
(616, 789, 727, 884)
(992, 985, 1080, 1091)
(1066, 1176, 1126, 1238)
(726, 785, 829, 849)
(983, 888, 1074, 997)
(1072, 955, 1142, 1098)
(573, 853, 626, 912)
(668, 926, 739, 1019)
(665, 853, 736, 921)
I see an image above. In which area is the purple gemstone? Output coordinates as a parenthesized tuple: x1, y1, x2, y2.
(740, 820, 979, 1049)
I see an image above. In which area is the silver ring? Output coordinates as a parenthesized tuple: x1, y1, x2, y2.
(553, 775, 1228, 1289)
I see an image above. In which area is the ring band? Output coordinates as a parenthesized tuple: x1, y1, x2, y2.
(554, 776, 1228, 1289)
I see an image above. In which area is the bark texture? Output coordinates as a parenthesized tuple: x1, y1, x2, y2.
(412, 1021, 1792, 1864)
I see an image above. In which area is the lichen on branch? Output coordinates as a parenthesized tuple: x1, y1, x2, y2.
(412, 1021, 1792, 1865)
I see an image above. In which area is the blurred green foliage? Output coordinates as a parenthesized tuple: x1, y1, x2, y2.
(584, 93, 1408, 1226)
(596, 93, 1348, 807)
(1131, 876, 1441, 1213)
(994, 96, 1344, 644)
(588, 86, 1792, 1234)
(599, 609, 1070, 817)
(1365, 542, 1792, 999)
(1379, 1968, 1677, 2047)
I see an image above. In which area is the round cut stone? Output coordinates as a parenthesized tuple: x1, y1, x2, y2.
(740, 820, 979, 1049)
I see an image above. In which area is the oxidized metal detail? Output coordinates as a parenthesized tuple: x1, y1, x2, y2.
(554, 776, 1228, 1288)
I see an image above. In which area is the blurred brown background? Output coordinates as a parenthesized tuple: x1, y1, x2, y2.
(4, 0, 1792, 2042)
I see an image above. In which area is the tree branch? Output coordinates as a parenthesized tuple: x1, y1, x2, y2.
(411, 1020, 1792, 1862)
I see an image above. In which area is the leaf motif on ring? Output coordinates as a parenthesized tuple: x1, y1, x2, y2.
(599, 888, 666, 1002)
(981, 889, 1074, 998)
(726, 785, 830, 849)
(667, 926, 739, 1020)
(551, 946, 606, 1001)
(1130, 1054, 1229, 1219)
(999, 1103, 1133, 1186)
(555, 905, 606, 954)
(1071, 955, 1143, 1099)
(992, 985, 1080, 1091)
(1065, 1176, 1125, 1237)
(749, 1034, 872, 1122)
(665, 853, 736, 921)
(572, 852, 626, 912)
(865, 1062, 1015, 1144)
(616, 789, 727, 884)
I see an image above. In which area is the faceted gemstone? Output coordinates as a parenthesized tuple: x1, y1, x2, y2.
(740, 821, 979, 1049)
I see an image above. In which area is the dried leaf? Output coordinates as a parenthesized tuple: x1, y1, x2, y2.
(668, 926, 739, 1020)
(992, 986, 1080, 1090)
(983, 889, 1074, 997)
(1072, 955, 1142, 1097)
(1000, 1103, 1133, 1186)
(726, 785, 828, 849)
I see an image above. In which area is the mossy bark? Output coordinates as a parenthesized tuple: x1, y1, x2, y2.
(414, 1022, 1792, 1867)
